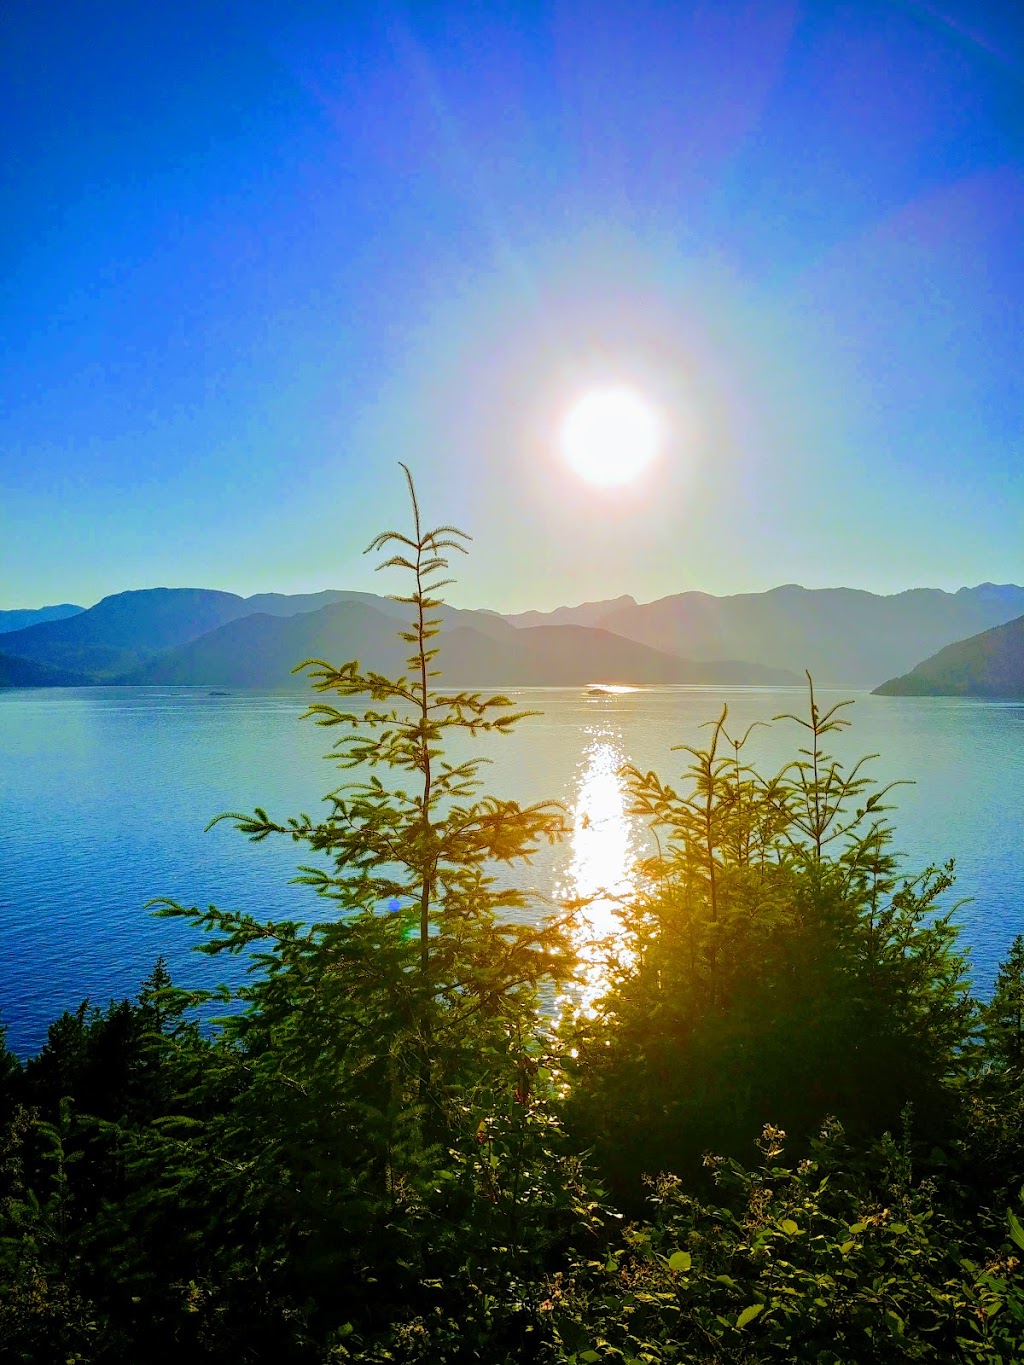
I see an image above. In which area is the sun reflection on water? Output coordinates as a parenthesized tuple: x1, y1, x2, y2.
(555, 727, 645, 1016)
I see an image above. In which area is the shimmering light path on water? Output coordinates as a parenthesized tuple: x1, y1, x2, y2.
(555, 730, 643, 1014)
(1, 685, 1022, 1055)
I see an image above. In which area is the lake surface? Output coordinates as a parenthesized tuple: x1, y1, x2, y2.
(1, 684, 1022, 1056)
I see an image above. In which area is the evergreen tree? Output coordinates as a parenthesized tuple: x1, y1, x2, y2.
(0, 1013, 20, 1102)
(151, 465, 593, 1356)
(985, 934, 1024, 1071)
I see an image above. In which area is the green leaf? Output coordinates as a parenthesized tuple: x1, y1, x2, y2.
(1008, 1207, 1024, 1252)
(736, 1303, 765, 1329)
(848, 1221, 868, 1234)
(781, 1219, 800, 1235)
(885, 1310, 905, 1336)
(580, 1353, 601, 1363)
(668, 1250, 692, 1272)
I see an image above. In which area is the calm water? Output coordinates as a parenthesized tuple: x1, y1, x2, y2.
(1, 684, 1022, 1055)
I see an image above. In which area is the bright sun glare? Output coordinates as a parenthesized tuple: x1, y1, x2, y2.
(560, 386, 661, 487)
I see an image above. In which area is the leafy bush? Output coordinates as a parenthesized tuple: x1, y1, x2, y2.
(562, 686, 976, 1203)
(547, 1120, 1024, 1364)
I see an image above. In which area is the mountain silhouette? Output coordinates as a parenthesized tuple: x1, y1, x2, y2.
(0, 604, 84, 635)
(0, 587, 410, 680)
(8, 581, 1024, 690)
(505, 595, 639, 629)
(119, 600, 798, 688)
(519, 583, 1024, 685)
(0, 588, 252, 678)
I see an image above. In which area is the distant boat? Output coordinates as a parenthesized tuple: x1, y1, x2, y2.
(208, 689, 230, 696)
(586, 683, 638, 696)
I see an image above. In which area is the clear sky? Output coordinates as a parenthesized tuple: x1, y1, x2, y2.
(2, 0, 1022, 612)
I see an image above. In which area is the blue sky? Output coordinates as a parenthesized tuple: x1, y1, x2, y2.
(2, 0, 1022, 611)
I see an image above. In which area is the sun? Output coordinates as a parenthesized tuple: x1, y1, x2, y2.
(559, 386, 661, 487)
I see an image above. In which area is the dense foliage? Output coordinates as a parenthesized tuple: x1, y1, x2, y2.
(562, 690, 974, 1204)
(2, 478, 1023, 1362)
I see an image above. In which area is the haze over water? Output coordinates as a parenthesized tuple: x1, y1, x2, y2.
(2, 684, 1021, 1056)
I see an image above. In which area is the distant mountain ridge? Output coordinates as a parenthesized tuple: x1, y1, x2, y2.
(0, 588, 406, 681)
(873, 613, 1024, 698)
(120, 601, 798, 689)
(506, 595, 639, 629)
(511, 583, 1024, 685)
(0, 589, 252, 679)
(0, 604, 84, 634)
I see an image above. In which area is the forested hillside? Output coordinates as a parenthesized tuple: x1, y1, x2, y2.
(874, 613, 1024, 697)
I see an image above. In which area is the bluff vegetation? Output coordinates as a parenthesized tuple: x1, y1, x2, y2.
(2, 471, 1023, 1363)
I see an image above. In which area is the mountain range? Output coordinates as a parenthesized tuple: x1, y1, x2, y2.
(0, 588, 398, 679)
(2, 582, 1023, 693)
(117, 600, 795, 689)
(0, 589, 796, 689)
(509, 584, 1024, 686)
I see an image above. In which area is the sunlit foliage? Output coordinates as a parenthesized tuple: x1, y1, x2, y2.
(562, 679, 975, 1201)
